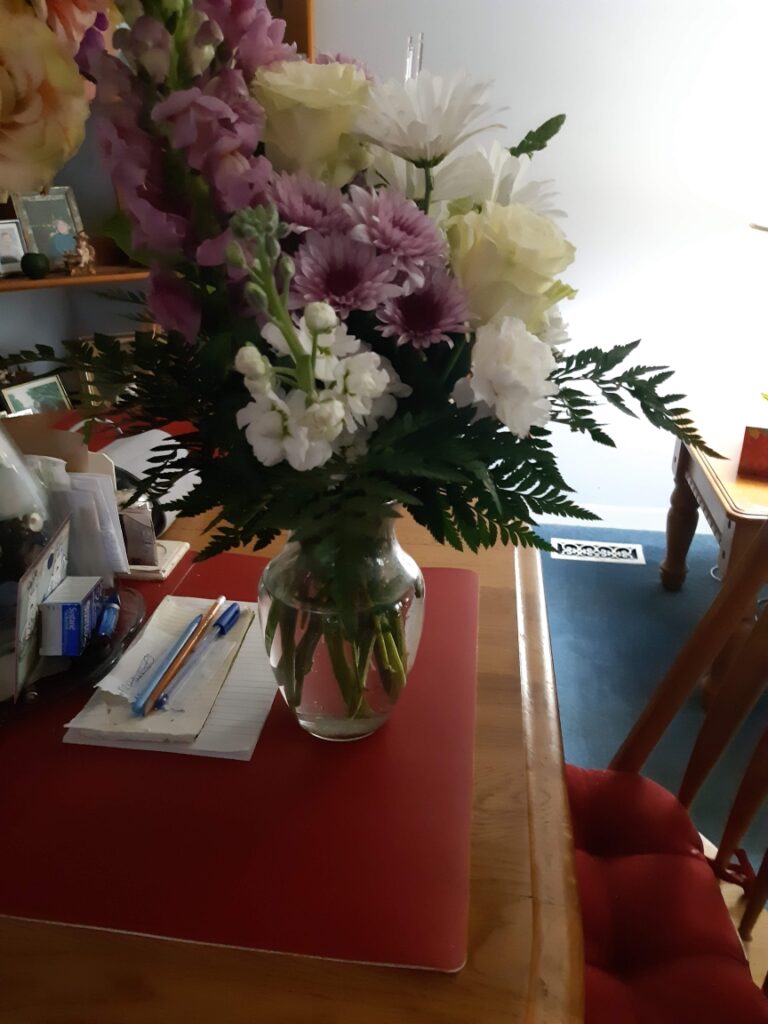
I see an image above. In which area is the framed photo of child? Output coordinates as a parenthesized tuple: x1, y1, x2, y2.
(0, 220, 26, 277)
(12, 187, 84, 270)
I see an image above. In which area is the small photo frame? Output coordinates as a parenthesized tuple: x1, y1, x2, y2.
(1, 374, 72, 415)
(12, 187, 84, 269)
(0, 219, 26, 277)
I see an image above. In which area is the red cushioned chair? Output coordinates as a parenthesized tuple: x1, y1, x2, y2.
(564, 522, 768, 1023)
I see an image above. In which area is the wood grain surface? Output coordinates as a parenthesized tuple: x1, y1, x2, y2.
(0, 513, 581, 1024)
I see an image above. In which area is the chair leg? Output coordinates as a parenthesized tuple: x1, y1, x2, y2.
(741, 849, 768, 942)
(678, 608, 768, 807)
(714, 729, 768, 878)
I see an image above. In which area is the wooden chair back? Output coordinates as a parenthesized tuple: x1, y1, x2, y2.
(610, 521, 768, 942)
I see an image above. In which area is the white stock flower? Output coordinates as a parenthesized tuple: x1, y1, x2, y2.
(303, 301, 338, 333)
(433, 141, 564, 218)
(331, 350, 395, 431)
(303, 392, 346, 442)
(262, 318, 361, 382)
(356, 70, 503, 165)
(236, 390, 337, 472)
(236, 393, 289, 467)
(454, 316, 558, 437)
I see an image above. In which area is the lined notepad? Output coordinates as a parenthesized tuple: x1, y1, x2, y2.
(64, 601, 278, 760)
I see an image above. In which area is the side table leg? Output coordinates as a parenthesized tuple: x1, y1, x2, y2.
(660, 446, 699, 591)
(702, 524, 762, 704)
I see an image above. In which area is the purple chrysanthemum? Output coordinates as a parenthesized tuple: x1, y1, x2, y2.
(292, 232, 401, 316)
(270, 173, 347, 234)
(345, 185, 446, 285)
(377, 267, 470, 348)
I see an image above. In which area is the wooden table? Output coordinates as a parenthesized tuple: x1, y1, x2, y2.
(660, 440, 768, 696)
(661, 439, 768, 592)
(0, 515, 582, 1024)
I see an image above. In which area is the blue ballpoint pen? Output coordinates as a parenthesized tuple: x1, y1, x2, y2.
(156, 603, 241, 710)
(131, 613, 203, 717)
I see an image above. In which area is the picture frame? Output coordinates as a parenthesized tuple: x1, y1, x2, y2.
(0, 219, 26, 277)
(1, 374, 72, 416)
(11, 187, 84, 269)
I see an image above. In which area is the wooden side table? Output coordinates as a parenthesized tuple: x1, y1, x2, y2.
(660, 438, 768, 695)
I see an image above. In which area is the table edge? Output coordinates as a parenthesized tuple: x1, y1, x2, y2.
(515, 548, 584, 1024)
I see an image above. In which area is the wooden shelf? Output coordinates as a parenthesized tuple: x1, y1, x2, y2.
(0, 266, 149, 294)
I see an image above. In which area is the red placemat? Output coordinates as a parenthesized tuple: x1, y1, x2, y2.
(0, 555, 479, 972)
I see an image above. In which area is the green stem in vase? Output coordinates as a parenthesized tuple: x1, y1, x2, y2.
(274, 604, 298, 705)
(292, 615, 323, 709)
(324, 619, 360, 716)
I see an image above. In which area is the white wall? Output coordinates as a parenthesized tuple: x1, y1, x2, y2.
(317, 0, 768, 528)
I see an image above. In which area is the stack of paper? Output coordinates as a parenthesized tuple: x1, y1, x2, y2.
(65, 597, 278, 760)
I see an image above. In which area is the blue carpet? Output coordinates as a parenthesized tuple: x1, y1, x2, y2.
(539, 525, 768, 869)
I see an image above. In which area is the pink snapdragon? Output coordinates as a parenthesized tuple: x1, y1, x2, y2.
(148, 270, 201, 344)
(152, 69, 269, 212)
(197, 0, 297, 76)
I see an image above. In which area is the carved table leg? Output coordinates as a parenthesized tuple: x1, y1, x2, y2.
(702, 523, 762, 705)
(660, 446, 699, 591)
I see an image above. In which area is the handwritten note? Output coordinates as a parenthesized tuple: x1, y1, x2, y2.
(64, 601, 277, 759)
(65, 596, 254, 743)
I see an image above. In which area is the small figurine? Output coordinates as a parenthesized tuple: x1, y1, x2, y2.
(63, 231, 96, 276)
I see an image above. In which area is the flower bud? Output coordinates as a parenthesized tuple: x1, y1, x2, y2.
(279, 254, 295, 281)
(182, 8, 223, 77)
(225, 240, 247, 269)
(234, 345, 271, 380)
(244, 282, 268, 309)
(304, 301, 338, 334)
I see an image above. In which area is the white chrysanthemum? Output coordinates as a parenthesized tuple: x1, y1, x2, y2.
(262, 318, 361, 382)
(366, 146, 425, 200)
(454, 316, 558, 437)
(355, 70, 503, 165)
(433, 141, 564, 218)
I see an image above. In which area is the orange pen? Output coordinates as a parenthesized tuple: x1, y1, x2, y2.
(142, 595, 225, 716)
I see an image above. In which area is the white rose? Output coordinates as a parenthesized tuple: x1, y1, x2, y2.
(455, 316, 558, 437)
(447, 201, 575, 328)
(252, 61, 370, 186)
(304, 301, 338, 334)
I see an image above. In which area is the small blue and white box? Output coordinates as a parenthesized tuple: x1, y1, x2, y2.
(40, 577, 103, 657)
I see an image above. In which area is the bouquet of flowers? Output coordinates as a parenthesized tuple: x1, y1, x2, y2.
(2, 0, 711, 737)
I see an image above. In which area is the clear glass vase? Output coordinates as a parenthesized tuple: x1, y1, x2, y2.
(258, 518, 426, 741)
